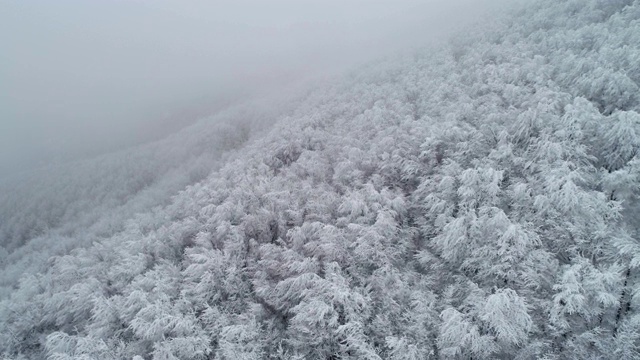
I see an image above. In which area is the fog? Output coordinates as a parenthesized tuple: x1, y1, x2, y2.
(0, 0, 509, 176)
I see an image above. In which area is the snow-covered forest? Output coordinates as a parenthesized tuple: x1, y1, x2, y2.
(3, 0, 640, 358)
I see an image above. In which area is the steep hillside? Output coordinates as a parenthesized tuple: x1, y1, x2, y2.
(3, 0, 640, 358)
(0, 95, 300, 299)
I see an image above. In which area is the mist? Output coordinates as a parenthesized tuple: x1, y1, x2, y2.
(0, 0, 508, 176)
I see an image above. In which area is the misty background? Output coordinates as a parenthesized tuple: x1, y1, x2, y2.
(0, 0, 508, 177)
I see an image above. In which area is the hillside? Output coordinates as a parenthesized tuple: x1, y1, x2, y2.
(2, 0, 640, 358)
(0, 93, 304, 300)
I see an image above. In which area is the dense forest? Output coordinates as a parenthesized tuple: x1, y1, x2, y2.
(3, 0, 640, 358)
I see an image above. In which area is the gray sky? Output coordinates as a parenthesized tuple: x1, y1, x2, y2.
(0, 0, 508, 175)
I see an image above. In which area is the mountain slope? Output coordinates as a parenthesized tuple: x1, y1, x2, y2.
(3, 0, 640, 358)
(0, 93, 305, 300)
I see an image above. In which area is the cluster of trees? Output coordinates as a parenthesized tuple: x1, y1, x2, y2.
(2, 0, 640, 358)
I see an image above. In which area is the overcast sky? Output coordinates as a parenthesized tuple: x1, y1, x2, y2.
(0, 0, 509, 175)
